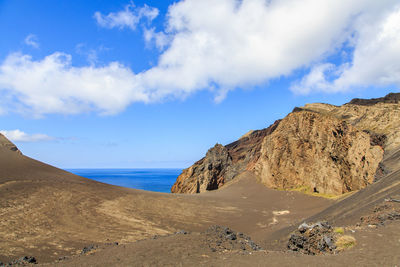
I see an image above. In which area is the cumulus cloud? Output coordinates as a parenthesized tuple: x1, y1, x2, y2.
(143, 28, 170, 50)
(94, 3, 159, 30)
(291, 4, 400, 93)
(0, 52, 148, 116)
(0, 129, 54, 142)
(1, 0, 400, 116)
(24, 34, 39, 48)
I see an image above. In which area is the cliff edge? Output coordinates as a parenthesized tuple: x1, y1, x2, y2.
(172, 93, 400, 195)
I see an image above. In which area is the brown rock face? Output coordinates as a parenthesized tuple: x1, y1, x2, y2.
(171, 121, 280, 194)
(253, 112, 383, 195)
(171, 144, 233, 194)
(0, 134, 21, 154)
(171, 94, 400, 195)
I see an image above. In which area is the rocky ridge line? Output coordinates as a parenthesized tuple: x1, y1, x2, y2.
(171, 93, 400, 195)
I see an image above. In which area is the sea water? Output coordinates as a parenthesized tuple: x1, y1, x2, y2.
(66, 169, 182, 193)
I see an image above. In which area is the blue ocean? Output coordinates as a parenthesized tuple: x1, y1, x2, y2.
(66, 169, 182, 193)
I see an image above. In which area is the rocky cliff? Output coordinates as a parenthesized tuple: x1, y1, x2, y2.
(171, 120, 280, 194)
(171, 93, 400, 195)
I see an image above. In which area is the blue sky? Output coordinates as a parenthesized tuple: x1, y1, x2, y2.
(0, 0, 399, 168)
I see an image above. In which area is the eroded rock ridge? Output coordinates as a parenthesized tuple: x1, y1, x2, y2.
(172, 93, 400, 195)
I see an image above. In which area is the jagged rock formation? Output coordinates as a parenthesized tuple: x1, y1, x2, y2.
(0, 133, 21, 154)
(171, 144, 233, 193)
(172, 93, 400, 195)
(171, 120, 280, 194)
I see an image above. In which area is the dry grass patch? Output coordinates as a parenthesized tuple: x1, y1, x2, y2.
(279, 186, 356, 200)
(333, 227, 344, 234)
(336, 235, 356, 251)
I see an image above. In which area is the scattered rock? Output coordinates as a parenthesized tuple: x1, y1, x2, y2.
(58, 256, 68, 261)
(104, 242, 119, 246)
(288, 222, 337, 255)
(385, 197, 400, 203)
(81, 244, 97, 255)
(175, 230, 189, 235)
(3, 256, 37, 265)
(204, 225, 262, 253)
(360, 200, 400, 226)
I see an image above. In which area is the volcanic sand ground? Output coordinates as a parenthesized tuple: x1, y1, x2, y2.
(51, 220, 400, 267)
(2, 145, 400, 266)
(0, 147, 331, 264)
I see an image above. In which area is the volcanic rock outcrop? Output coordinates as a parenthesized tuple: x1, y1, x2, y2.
(171, 120, 280, 194)
(171, 93, 400, 195)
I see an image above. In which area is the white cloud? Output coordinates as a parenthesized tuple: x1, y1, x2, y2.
(144, 27, 170, 50)
(1, 0, 400, 116)
(290, 63, 338, 94)
(291, 3, 400, 93)
(0, 52, 148, 116)
(94, 3, 159, 30)
(24, 34, 39, 48)
(0, 129, 54, 142)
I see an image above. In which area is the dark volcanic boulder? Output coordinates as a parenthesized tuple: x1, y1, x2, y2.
(288, 222, 336, 255)
(204, 225, 262, 252)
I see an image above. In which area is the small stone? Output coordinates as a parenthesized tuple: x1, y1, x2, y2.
(226, 233, 237, 240)
(175, 230, 189, 235)
(298, 223, 310, 233)
(81, 244, 97, 255)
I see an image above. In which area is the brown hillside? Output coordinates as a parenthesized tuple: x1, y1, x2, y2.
(0, 133, 21, 154)
(172, 93, 400, 195)
(0, 136, 331, 264)
(2, 93, 400, 266)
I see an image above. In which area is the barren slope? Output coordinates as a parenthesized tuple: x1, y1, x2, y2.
(0, 139, 331, 264)
(51, 220, 400, 267)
